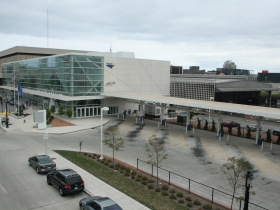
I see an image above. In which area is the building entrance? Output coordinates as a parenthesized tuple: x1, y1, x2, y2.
(77, 107, 101, 118)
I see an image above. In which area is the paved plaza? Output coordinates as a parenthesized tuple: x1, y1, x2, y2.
(1, 108, 280, 209)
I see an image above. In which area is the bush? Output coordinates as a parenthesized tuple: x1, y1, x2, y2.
(119, 170, 123, 174)
(124, 172, 130, 177)
(203, 204, 212, 210)
(115, 163, 121, 167)
(107, 159, 111, 163)
(84, 152, 88, 156)
(104, 162, 109, 166)
(93, 153, 97, 156)
(147, 184, 154, 189)
(91, 156, 95, 159)
(162, 191, 169, 196)
(194, 199, 201, 206)
(136, 178, 141, 182)
(120, 165, 126, 170)
(141, 180, 147, 185)
(161, 185, 169, 191)
(137, 174, 142, 178)
(176, 192, 183, 197)
(187, 202, 193, 207)
(97, 155, 101, 159)
(155, 187, 161, 192)
(142, 176, 148, 180)
(185, 196, 192, 202)
(131, 171, 136, 175)
(169, 189, 176, 194)
(131, 175, 135, 179)
(169, 194, 176, 200)
(109, 164, 114, 168)
(125, 168, 130, 173)
(148, 179, 155, 183)
(178, 199, 184, 204)
(103, 158, 107, 161)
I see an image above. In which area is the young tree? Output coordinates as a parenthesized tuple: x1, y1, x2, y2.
(197, 117, 201, 129)
(50, 105, 56, 116)
(266, 129, 271, 143)
(204, 120, 208, 130)
(103, 127, 124, 167)
(66, 109, 72, 121)
(58, 105, 65, 116)
(145, 134, 168, 186)
(246, 126, 251, 139)
(211, 119, 216, 132)
(228, 123, 233, 135)
(237, 125, 242, 137)
(220, 157, 254, 209)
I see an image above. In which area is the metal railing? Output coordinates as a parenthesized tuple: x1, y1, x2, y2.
(137, 159, 268, 210)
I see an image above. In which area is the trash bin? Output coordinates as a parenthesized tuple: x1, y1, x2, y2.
(161, 120, 165, 125)
(187, 124, 192, 130)
(258, 138, 263, 145)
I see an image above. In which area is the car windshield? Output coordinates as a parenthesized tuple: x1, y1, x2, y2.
(39, 157, 52, 164)
(66, 176, 82, 184)
(104, 204, 123, 210)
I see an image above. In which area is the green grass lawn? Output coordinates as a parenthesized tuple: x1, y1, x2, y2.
(54, 150, 188, 210)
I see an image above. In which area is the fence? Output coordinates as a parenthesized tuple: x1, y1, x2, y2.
(137, 159, 268, 210)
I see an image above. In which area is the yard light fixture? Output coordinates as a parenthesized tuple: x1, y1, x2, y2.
(100, 107, 109, 160)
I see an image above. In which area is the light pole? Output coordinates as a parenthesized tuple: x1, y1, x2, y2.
(5, 99, 9, 128)
(100, 107, 109, 160)
(243, 170, 254, 210)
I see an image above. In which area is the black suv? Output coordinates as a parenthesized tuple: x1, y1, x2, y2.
(47, 169, 84, 196)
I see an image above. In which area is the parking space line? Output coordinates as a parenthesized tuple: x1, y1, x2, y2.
(200, 137, 228, 161)
(0, 184, 7, 194)
(170, 131, 186, 148)
(234, 144, 280, 175)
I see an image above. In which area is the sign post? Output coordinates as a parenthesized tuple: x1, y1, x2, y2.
(43, 133, 49, 155)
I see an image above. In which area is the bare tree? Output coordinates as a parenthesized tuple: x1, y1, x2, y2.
(145, 135, 168, 186)
(103, 127, 124, 166)
(220, 157, 254, 209)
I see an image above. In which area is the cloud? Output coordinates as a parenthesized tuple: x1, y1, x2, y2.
(0, 0, 279, 72)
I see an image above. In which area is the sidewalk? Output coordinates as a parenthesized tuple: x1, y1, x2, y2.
(1, 109, 150, 210)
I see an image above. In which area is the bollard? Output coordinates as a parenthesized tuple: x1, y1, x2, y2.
(227, 133, 229, 141)
(270, 141, 273, 151)
(136, 117, 137, 123)
(24, 119, 26, 123)
(219, 133, 221, 141)
(261, 141, 264, 151)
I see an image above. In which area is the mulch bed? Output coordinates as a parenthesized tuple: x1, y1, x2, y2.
(50, 117, 75, 127)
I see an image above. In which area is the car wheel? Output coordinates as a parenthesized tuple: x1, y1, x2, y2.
(80, 205, 84, 210)
(59, 188, 64, 196)
(36, 167, 40, 174)
(47, 177, 52, 185)
(29, 161, 31, 166)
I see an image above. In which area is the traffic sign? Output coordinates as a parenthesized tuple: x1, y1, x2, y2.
(43, 133, 49, 140)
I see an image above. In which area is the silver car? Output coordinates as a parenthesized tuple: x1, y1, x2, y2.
(247, 124, 262, 132)
(28, 155, 56, 174)
(79, 196, 123, 210)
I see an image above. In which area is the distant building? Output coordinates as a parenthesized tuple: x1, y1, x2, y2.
(170, 65, 182, 74)
(183, 66, 205, 74)
(223, 60, 236, 69)
(258, 71, 280, 83)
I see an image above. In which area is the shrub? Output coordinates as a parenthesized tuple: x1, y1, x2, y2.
(104, 162, 109, 166)
(115, 163, 121, 167)
(148, 179, 155, 183)
(185, 196, 192, 202)
(125, 172, 130, 177)
(84, 152, 88, 156)
(176, 192, 183, 197)
(194, 199, 201, 206)
(97, 155, 101, 159)
(161, 185, 169, 191)
(162, 191, 169, 196)
(119, 170, 123, 174)
(120, 165, 126, 170)
(131, 171, 136, 175)
(155, 187, 161, 192)
(137, 174, 142, 178)
(169, 189, 176, 194)
(125, 168, 130, 173)
(203, 204, 212, 210)
(214, 208, 220, 210)
(178, 199, 184, 204)
(147, 184, 154, 189)
(136, 178, 141, 182)
(187, 202, 193, 207)
(109, 164, 114, 168)
(107, 159, 111, 163)
(142, 176, 148, 180)
(91, 156, 95, 159)
(131, 175, 135, 179)
(141, 180, 147, 185)
(169, 194, 176, 200)
(103, 158, 107, 161)
(93, 153, 97, 156)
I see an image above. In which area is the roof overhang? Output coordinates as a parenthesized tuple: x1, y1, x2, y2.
(216, 87, 276, 92)
(102, 92, 280, 119)
(0, 86, 105, 101)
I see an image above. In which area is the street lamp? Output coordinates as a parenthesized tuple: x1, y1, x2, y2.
(5, 98, 9, 128)
(243, 170, 255, 210)
(100, 107, 109, 160)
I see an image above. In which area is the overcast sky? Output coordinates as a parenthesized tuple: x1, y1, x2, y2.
(0, 0, 280, 72)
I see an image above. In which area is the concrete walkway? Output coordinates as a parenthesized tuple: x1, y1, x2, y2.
(0, 109, 150, 210)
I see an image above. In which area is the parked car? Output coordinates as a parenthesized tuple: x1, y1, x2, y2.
(47, 169, 84, 196)
(247, 124, 262, 132)
(1, 117, 12, 125)
(79, 196, 123, 210)
(9, 100, 15, 105)
(28, 155, 56, 174)
(272, 128, 280, 136)
(222, 120, 240, 127)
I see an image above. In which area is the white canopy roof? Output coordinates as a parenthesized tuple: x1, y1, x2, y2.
(102, 92, 280, 120)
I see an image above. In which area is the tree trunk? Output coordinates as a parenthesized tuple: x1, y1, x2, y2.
(231, 190, 236, 209)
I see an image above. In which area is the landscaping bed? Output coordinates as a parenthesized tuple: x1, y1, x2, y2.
(55, 150, 227, 210)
